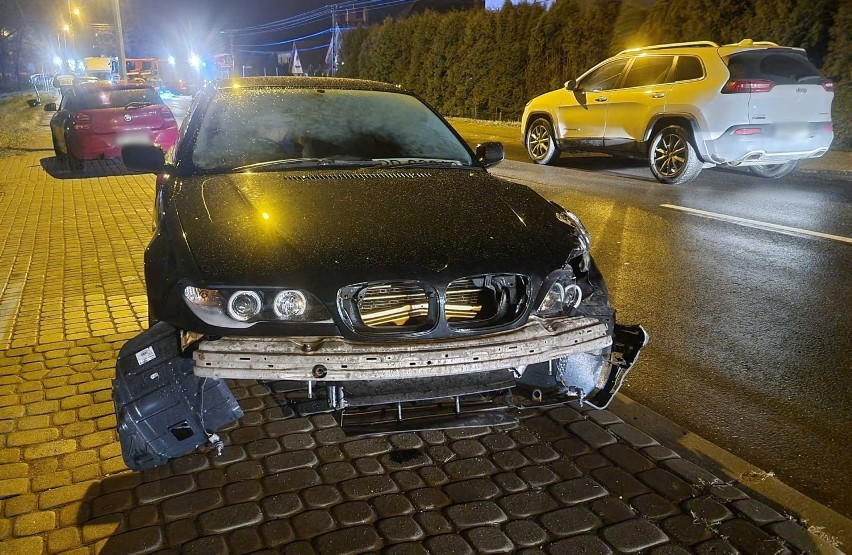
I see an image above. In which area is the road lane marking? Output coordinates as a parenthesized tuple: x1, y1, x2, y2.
(660, 204, 852, 245)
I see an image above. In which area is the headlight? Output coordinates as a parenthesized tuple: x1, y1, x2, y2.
(184, 286, 220, 308)
(535, 271, 583, 318)
(273, 290, 307, 318)
(183, 286, 330, 327)
(556, 209, 591, 270)
(227, 290, 262, 321)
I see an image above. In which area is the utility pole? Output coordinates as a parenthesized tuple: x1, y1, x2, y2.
(331, 5, 336, 77)
(230, 32, 235, 79)
(67, 0, 75, 56)
(112, 0, 127, 80)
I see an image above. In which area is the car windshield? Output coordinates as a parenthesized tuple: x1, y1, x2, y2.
(75, 87, 164, 110)
(190, 87, 474, 171)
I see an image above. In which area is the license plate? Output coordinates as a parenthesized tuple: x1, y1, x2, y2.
(116, 132, 151, 146)
(776, 123, 810, 140)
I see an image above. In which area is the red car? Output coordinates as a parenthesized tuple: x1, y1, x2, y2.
(45, 82, 179, 170)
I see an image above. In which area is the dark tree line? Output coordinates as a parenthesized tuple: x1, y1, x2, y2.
(339, 0, 850, 148)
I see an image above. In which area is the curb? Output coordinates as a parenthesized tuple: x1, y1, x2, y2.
(609, 394, 851, 552)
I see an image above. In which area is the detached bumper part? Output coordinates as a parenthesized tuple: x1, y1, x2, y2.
(192, 316, 612, 381)
(112, 320, 647, 469)
(585, 324, 649, 409)
(113, 322, 243, 471)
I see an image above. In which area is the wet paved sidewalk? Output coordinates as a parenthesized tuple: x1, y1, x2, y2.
(0, 151, 845, 554)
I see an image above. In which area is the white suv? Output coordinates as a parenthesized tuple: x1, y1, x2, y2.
(521, 40, 834, 184)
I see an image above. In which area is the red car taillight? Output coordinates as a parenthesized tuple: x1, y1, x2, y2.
(722, 80, 775, 93)
(821, 80, 834, 92)
(73, 112, 92, 131)
(160, 106, 176, 123)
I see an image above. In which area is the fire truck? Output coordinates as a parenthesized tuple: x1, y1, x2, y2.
(82, 57, 161, 83)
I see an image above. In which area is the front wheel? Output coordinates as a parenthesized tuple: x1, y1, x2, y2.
(526, 117, 559, 165)
(648, 125, 702, 185)
(748, 161, 799, 179)
(67, 146, 83, 172)
(52, 135, 66, 161)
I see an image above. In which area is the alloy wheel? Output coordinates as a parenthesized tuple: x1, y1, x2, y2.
(528, 122, 552, 160)
(653, 131, 686, 178)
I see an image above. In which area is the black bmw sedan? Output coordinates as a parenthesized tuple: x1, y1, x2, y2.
(114, 77, 647, 470)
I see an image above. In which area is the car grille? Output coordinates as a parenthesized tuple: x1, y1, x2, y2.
(357, 282, 431, 327)
(337, 274, 530, 337)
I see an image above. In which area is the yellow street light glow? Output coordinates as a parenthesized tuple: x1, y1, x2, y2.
(72, 7, 80, 16)
(62, 24, 70, 31)
(262, 212, 270, 220)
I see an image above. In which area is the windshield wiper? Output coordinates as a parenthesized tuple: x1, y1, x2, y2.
(231, 158, 379, 172)
(365, 158, 470, 169)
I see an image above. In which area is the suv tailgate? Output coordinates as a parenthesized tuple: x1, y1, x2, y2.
(725, 49, 833, 126)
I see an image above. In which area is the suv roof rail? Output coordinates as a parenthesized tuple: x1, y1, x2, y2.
(617, 41, 719, 55)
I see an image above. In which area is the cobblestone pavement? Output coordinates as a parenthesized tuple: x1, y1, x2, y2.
(0, 151, 843, 554)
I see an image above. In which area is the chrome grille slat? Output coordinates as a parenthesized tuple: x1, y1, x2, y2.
(339, 274, 530, 336)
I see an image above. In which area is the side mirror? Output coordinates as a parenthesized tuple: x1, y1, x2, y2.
(43, 102, 57, 112)
(122, 145, 166, 173)
(475, 142, 504, 168)
(564, 79, 577, 91)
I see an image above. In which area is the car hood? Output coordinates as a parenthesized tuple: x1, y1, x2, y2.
(173, 168, 579, 293)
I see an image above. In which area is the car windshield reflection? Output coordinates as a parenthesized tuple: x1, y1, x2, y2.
(191, 87, 473, 173)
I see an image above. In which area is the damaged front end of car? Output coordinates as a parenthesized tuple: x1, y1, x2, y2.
(113, 245, 647, 471)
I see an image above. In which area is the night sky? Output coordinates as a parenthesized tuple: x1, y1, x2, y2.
(121, 0, 515, 66)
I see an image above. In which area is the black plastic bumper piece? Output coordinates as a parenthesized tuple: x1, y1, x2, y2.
(113, 322, 243, 471)
(587, 323, 649, 409)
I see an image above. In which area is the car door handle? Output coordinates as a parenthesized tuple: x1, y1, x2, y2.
(594, 97, 608, 102)
(651, 92, 666, 99)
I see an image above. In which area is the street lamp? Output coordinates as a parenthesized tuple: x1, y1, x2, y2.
(189, 54, 201, 71)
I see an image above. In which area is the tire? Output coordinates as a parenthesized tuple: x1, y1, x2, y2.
(648, 124, 703, 185)
(526, 117, 559, 165)
(67, 150, 83, 172)
(748, 161, 799, 179)
(52, 136, 66, 161)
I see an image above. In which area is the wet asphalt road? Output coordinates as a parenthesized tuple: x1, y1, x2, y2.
(489, 155, 852, 517)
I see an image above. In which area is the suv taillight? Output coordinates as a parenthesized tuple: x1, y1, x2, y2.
(722, 80, 775, 93)
(73, 112, 92, 131)
(160, 106, 176, 122)
(821, 80, 834, 92)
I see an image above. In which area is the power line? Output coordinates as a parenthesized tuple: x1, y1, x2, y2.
(224, 0, 415, 37)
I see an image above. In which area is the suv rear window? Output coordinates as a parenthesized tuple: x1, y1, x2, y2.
(74, 87, 164, 110)
(727, 50, 823, 85)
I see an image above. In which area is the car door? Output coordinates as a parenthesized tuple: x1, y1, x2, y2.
(557, 58, 628, 147)
(603, 55, 675, 149)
